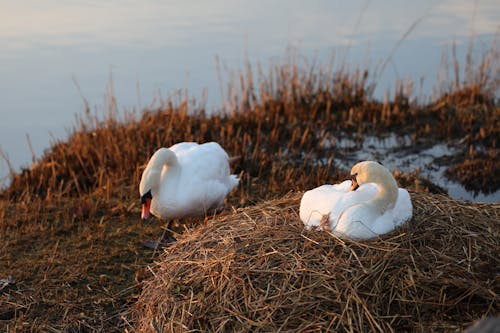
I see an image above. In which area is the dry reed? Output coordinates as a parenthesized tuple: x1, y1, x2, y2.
(1, 41, 498, 201)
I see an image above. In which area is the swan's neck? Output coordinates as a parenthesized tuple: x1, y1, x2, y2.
(370, 175, 398, 213)
(151, 148, 178, 169)
(142, 148, 179, 195)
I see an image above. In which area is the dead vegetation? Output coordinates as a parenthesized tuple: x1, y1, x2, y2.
(2, 41, 499, 202)
(128, 192, 500, 332)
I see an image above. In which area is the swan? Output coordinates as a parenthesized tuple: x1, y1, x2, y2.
(139, 142, 239, 247)
(299, 161, 412, 239)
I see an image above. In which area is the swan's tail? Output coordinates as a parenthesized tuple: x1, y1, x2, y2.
(228, 174, 239, 191)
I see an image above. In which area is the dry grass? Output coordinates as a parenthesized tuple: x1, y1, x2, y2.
(128, 192, 499, 333)
(0, 184, 158, 332)
(2, 41, 498, 201)
(445, 149, 500, 194)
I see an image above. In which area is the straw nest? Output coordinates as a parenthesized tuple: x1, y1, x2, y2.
(128, 192, 499, 332)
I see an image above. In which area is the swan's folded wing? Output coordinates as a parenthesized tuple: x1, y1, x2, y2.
(300, 185, 345, 228)
(176, 143, 234, 182)
(173, 179, 229, 216)
(392, 188, 413, 226)
(334, 203, 381, 239)
(328, 183, 378, 222)
(169, 142, 199, 155)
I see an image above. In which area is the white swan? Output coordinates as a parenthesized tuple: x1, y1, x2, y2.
(139, 142, 239, 246)
(300, 161, 412, 239)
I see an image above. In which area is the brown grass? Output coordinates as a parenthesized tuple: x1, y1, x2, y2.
(128, 192, 500, 333)
(445, 149, 500, 194)
(0, 185, 157, 331)
(2, 41, 498, 201)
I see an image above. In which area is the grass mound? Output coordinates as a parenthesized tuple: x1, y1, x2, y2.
(128, 192, 499, 332)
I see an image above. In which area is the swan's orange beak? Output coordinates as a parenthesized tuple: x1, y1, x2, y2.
(350, 173, 359, 191)
(141, 198, 151, 220)
(141, 190, 153, 220)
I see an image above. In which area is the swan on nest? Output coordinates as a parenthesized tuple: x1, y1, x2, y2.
(300, 161, 412, 239)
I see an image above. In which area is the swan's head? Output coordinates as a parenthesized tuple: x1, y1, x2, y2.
(140, 189, 152, 219)
(139, 169, 155, 220)
(139, 148, 178, 220)
(349, 161, 394, 191)
(349, 161, 399, 213)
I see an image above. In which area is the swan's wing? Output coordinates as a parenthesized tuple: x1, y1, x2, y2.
(391, 188, 413, 227)
(370, 212, 398, 235)
(178, 142, 235, 183)
(173, 142, 237, 213)
(334, 203, 381, 239)
(330, 186, 411, 240)
(169, 142, 199, 155)
(174, 179, 230, 216)
(300, 184, 347, 228)
(328, 183, 378, 223)
(352, 189, 412, 237)
(300, 181, 379, 230)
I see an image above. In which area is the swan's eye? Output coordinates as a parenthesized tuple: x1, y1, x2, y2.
(350, 173, 358, 181)
(141, 190, 152, 204)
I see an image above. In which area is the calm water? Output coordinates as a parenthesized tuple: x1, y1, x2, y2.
(1, 1, 499, 198)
